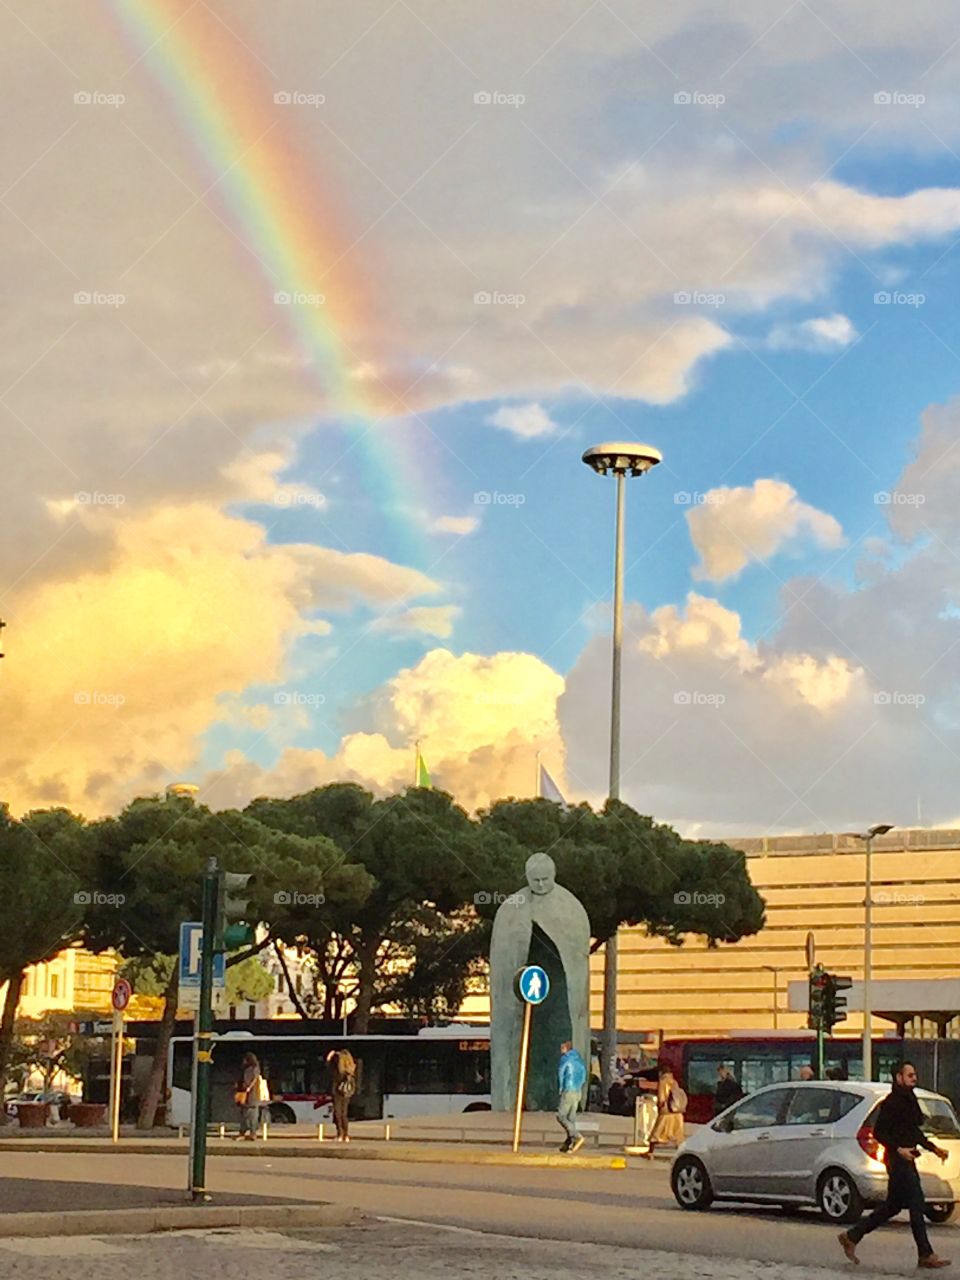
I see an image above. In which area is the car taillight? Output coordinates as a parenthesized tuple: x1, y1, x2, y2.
(857, 1124, 884, 1162)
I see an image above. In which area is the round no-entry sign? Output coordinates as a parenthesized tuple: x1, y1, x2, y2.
(111, 978, 132, 1012)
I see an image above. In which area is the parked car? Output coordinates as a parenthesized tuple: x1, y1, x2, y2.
(671, 1079, 960, 1224)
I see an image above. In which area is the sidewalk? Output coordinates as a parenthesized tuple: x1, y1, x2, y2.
(0, 1133, 629, 1168)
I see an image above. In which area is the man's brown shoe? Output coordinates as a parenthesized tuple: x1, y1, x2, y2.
(838, 1232, 860, 1265)
(917, 1256, 950, 1269)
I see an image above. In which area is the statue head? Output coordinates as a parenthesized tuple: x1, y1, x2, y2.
(525, 851, 556, 896)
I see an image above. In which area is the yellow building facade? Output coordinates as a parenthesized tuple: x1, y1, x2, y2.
(593, 827, 960, 1042)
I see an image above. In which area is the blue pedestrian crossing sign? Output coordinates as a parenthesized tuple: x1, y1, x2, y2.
(516, 964, 550, 1004)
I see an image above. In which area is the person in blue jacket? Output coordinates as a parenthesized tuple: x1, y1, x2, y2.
(557, 1040, 587, 1153)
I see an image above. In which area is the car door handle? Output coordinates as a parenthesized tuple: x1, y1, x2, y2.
(810, 1129, 827, 1136)
(756, 1132, 772, 1140)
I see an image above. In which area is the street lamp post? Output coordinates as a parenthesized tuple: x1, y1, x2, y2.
(762, 965, 781, 1030)
(843, 824, 893, 1082)
(582, 441, 662, 1094)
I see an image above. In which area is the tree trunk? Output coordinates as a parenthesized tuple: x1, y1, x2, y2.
(0, 969, 24, 1122)
(353, 940, 378, 1034)
(137, 966, 178, 1129)
(272, 940, 311, 1019)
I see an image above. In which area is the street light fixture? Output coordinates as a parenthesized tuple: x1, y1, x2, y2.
(842, 823, 894, 1082)
(582, 441, 662, 1093)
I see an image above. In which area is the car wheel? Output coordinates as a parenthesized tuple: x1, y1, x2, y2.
(268, 1104, 296, 1124)
(818, 1168, 865, 1224)
(925, 1203, 956, 1225)
(462, 1102, 491, 1113)
(671, 1156, 714, 1211)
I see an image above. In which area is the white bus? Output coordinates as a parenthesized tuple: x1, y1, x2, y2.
(167, 1023, 491, 1126)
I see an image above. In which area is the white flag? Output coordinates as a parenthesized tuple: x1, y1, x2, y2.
(539, 763, 568, 809)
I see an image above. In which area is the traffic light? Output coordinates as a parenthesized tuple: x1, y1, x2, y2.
(214, 870, 256, 951)
(808, 965, 827, 1031)
(822, 972, 852, 1033)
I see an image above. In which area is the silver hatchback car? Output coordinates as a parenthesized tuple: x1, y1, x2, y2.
(671, 1080, 960, 1224)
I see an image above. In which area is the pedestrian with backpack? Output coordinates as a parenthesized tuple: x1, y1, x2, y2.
(643, 1068, 687, 1157)
(326, 1047, 357, 1142)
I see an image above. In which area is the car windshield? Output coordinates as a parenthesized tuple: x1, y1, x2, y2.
(919, 1097, 960, 1138)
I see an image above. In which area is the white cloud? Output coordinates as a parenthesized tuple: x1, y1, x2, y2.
(767, 313, 858, 351)
(431, 514, 480, 536)
(486, 403, 558, 439)
(200, 648, 566, 815)
(687, 479, 846, 582)
(372, 605, 462, 639)
(0, 502, 439, 817)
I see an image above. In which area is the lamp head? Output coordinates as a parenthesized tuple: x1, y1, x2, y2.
(582, 442, 662, 477)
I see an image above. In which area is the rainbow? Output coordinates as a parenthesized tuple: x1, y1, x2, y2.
(110, 0, 440, 564)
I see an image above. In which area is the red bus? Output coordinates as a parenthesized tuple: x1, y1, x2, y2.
(658, 1035, 905, 1123)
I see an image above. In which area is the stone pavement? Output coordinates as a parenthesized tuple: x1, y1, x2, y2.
(0, 1218, 868, 1280)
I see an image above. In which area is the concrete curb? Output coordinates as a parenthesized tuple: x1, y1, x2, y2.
(0, 1139, 626, 1170)
(0, 1202, 358, 1239)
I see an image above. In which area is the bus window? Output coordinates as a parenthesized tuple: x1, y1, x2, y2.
(739, 1055, 790, 1095)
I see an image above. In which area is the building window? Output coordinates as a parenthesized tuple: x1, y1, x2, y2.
(50, 974, 59, 998)
(248, 1004, 257, 1020)
(277, 973, 285, 995)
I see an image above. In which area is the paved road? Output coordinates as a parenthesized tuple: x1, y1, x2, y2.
(0, 1219, 883, 1280)
(0, 1148, 955, 1274)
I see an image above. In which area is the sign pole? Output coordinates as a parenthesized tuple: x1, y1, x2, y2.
(108, 1015, 118, 1141)
(111, 1010, 123, 1142)
(512, 1000, 533, 1154)
(108, 977, 132, 1143)
(190, 858, 218, 1201)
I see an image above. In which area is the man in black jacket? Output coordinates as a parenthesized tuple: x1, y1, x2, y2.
(714, 1064, 744, 1117)
(838, 1062, 951, 1269)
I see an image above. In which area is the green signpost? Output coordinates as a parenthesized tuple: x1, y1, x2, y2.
(189, 861, 256, 1201)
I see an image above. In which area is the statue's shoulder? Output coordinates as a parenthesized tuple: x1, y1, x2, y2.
(493, 886, 530, 917)
(554, 883, 591, 926)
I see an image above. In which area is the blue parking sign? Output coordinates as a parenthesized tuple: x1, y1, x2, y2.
(517, 964, 549, 1004)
